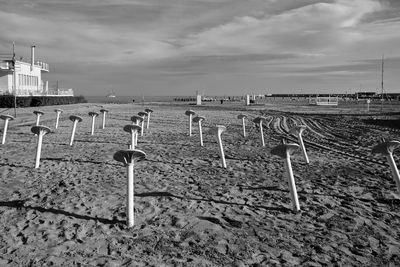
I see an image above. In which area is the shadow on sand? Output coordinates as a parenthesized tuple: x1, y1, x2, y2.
(0, 199, 124, 225)
(41, 157, 120, 166)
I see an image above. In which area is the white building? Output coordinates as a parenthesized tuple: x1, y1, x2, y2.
(0, 45, 73, 96)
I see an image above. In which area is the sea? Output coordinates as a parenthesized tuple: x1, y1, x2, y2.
(83, 95, 192, 104)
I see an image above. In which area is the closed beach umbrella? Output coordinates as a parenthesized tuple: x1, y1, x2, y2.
(1, 115, 15, 145)
(88, 112, 99, 135)
(31, 125, 51, 168)
(237, 114, 247, 137)
(144, 108, 154, 129)
(271, 141, 300, 211)
(114, 149, 146, 227)
(253, 117, 266, 147)
(289, 125, 309, 164)
(131, 115, 143, 125)
(100, 109, 109, 129)
(54, 109, 63, 129)
(193, 116, 205, 146)
(137, 112, 148, 136)
(212, 125, 227, 168)
(69, 115, 83, 146)
(124, 124, 142, 149)
(33, 110, 44, 126)
(185, 110, 196, 136)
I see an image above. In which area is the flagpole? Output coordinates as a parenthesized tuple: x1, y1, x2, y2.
(12, 42, 17, 118)
(381, 54, 384, 113)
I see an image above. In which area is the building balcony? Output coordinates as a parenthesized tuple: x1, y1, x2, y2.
(35, 61, 49, 72)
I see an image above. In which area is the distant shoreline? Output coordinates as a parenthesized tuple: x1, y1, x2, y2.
(83, 92, 400, 104)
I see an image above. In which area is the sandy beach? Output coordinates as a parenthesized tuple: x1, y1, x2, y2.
(0, 101, 400, 266)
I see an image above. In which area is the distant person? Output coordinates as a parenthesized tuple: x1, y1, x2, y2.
(132, 99, 135, 103)
(220, 99, 224, 104)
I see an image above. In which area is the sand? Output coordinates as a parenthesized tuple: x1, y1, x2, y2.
(0, 101, 399, 266)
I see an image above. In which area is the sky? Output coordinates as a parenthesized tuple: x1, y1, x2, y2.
(0, 0, 399, 96)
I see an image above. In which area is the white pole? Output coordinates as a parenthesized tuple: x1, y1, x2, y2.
(297, 133, 309, 164)
(91, 116, 96, 135)
(69, 121, 78, 146)
(217, 134, 226, 168)
(189, 114, 193, 136)
(260, 122, 265, 147)
(146, 113, 150, 129)
(102, 112, 106, 129)
(284, 153, 300, 211)
(55, 112, 60, 129)
(2, 119, 9, 145)
(35, 115, 40, 126)
(198, 121, 203, 146)
(13, 57, 17, 118)
(131, 132, 136, 149)
(141, 120, 144, 136)
(242, 118, 246, 137)
(387, 154, 400, 192)
(127, 163, 135, 227)
(35, 133, 43, 168)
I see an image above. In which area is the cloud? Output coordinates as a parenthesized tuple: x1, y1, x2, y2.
(143, 52, 301, 77)
(0, 0, 387, 65)
(177, 0, 382, 58)
(0, 7, 175, 64)
(0, 0, 399, 95)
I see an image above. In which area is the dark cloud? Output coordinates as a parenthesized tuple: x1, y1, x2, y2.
(359, 0, 400, 23)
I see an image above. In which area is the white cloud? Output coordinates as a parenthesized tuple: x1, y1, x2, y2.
(177, 0, 383, 58)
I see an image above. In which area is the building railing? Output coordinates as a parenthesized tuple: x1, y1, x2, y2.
(1, 59, 48, 71)
(46, 88, 74, 96)
(35, 61, 49, 71)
